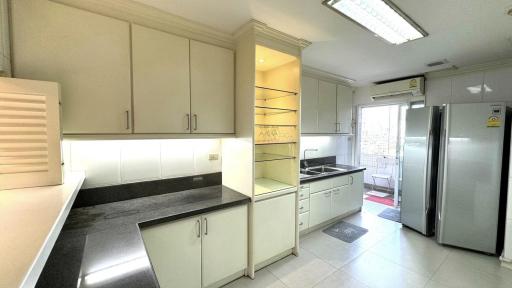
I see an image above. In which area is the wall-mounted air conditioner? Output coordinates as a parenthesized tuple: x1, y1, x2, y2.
(370, 77, 424, 101)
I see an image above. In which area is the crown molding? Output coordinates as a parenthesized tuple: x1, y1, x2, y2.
(51, 0, 234, 49)
(302, 65, 355, 86)
(234, 19, 311, 50)
(426, 58, 512, 79)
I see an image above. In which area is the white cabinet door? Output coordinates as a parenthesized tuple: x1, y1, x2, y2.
(141, 216, 202, 288)
(190, 40, 234, 134)
(451, 72, 484, 103)
(310, 178, 333, 193)
(331, 186, 350, 217)
(132, 24, 191, 133)
(202, 205, 247, 287)
(309, 190, 332, 227)
(11, 0, 132, 134)
(254, 193, 296, 265)
(483, 66, 512, 102)
(298, 212, 310, 231)
(301, 76, 319, 133)
(336, 84, 353, 134)
(349, 172, 364, 211)
(426, 77, 451, 106)
(318, 80, 337, 133)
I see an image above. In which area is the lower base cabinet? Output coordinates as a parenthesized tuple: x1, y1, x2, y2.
(310, 190, 332, 227)
(141, 205, 248, 288)
(254, 193, 296, 265)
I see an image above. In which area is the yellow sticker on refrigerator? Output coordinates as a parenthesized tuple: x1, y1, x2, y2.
(487, 116, 501, 127)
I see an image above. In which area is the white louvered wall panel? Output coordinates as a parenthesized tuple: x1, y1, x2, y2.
(0, 77, 61, 190)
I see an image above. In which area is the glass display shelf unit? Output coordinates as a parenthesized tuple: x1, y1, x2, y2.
(254, 178, 296, 196)
(255, 153, 295, 162)
(255, 86, 298, 101)
(255, 106, 297, 115)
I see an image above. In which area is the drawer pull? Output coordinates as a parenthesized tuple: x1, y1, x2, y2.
(299, 222, 303, 226)
(300, 193, 304, 198)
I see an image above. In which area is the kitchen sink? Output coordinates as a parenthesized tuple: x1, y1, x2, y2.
(300, 165, 347, 176)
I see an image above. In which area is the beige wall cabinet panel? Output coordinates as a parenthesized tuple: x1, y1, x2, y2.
(254, 193, 296, 265)
(11, 0, 132, 134)
(202, 205, 247, 287)
(426, 77, 451, 106)
(483, 66, 512, 102)
(190, 40, 234, 134)
(301, 76, 319, 133)
(132, 24, 190, 133)
(450, 72, 484, 104)
(317, 81, 337, 133)
(336, 84, 353, 134)
(141, 216, 202, 288)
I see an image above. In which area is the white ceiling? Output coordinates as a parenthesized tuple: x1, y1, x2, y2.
(133, 0, 512, 86)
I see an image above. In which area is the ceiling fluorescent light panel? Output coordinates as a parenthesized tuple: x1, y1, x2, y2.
(324, 0, 427, 45)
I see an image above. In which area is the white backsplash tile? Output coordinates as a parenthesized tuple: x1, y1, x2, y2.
(193, 139, 222, 174)
(161, 139, 195, 178)
(64, 139, 222, 189)
(120, 140, 161, 183)
(300, 135, 352, 165)
(69, 140, 122, 188)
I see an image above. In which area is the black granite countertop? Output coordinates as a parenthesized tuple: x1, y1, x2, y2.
(300, 164, 366, 184)
(36, 185, 250, 288)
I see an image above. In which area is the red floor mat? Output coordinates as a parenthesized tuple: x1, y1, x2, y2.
(365, 195, 394, 206)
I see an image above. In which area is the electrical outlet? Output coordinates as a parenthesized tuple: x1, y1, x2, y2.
(209, 154, 219, 160)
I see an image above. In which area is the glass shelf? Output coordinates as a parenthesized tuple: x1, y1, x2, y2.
(255, 86, 298, 101)
(254, 178, 296, 196)
(255, 106, 297, 116)
(255, 153, 295, 162)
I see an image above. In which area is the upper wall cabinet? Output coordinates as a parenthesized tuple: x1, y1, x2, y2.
(11, 0, 132, 134)
(450, 72, 484, 103)
(317, 81, 337, 133)
(425, 77, 451, 106)
(483, 66, 512, 102)
(336, 84, 353, 134)
(301, 76, 319, 133)
(190, 41, 234, 134)
(132, 24, 190, 133)
(301, 76, 352, 134)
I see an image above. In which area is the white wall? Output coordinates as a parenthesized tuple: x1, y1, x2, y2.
(300, 135, 353, 165)
(63, 139, 222, 189)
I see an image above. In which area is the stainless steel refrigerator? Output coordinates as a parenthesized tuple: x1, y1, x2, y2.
(401, 106, 441, 236)
(436, 102, 510, 254)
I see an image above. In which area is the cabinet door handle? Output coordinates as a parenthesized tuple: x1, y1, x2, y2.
(204, 217, 208, 235)
(324, 192, 330, 197)
(193, 114, 198, 131)
(196, 219, 201, 238)
(125, 110, 130, 130)
(300, 193, 304, 198)
(186, 114, 190, 131)
(350, 176, 353, 185)
(299, 222, 304, 226)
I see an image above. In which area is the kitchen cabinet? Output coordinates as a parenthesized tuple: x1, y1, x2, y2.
(301, 76, 319, 133)
(483, 66, 512, 102)
(331, 185, 350, 217)
(254, 193, 295, 265)
(318, 80, 337, 133)
(299, 211, 310, 231)
(348, 172, 364, 211)
(426, 77, 451, 106)
(141, 205, 247, 288)
(11, 0, 132, 134)
(450, 72, 484, 103)
(336, 84, 353, 134)
(132, 24, 190, 133)
(142, 216, 202, 288)
(309, 190, 332, 227)
(190, 40, 234, 134)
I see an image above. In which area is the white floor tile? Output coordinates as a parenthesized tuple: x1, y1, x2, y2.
(341, 251, 430, 288)
(313, 269, 369, 288)
(267, 249, 336, 288)
(223, 268, 286, 288)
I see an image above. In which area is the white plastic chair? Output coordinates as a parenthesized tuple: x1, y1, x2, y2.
(371, 156, 392, 191)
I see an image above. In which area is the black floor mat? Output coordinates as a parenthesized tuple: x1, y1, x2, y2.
(323, 221, 368, 243)
(378, 208, 401, 223)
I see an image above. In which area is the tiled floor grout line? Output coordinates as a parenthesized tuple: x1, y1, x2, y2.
(421, 249, 451, 288)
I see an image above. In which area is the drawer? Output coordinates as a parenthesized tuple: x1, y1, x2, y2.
(332, 175, 349, 187)
(310, 178, 333, 193)
(299, 186, 310, 200)
(299, 198, 310, 213)
(298, 211, 309, 231)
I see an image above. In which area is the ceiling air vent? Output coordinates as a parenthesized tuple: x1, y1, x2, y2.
(427, 59, 449, 67)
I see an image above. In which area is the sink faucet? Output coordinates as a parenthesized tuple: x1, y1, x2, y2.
(303, 149, 318, 168)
